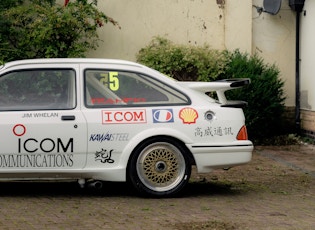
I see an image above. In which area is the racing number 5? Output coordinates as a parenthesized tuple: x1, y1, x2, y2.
(100, 72, 119, 91)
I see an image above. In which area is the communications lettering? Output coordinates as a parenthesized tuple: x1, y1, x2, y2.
(0, 154, 74, 168)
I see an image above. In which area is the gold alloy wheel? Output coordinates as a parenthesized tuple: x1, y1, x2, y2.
(136, 142, 186, 192)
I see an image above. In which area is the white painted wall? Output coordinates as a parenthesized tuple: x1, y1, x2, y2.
(252, 0, 296, 106)
(300, 0, 315, 111)
(88, 0, 224, 60)
(225, 0, 252, 52)
(87, 0, 252, 60)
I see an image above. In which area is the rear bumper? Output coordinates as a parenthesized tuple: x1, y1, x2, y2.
(187, 141, 253, 173)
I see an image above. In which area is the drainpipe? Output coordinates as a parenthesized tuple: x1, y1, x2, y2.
(289, 0, 305, 134)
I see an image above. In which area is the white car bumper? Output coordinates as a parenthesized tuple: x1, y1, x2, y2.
(187, 141, 254, 173)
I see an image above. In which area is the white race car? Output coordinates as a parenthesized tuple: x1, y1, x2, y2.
(0, 58, 253, 197)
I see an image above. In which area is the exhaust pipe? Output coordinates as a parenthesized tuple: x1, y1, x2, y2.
(87, 181, 103, 189)
(78, 179, 86, 188)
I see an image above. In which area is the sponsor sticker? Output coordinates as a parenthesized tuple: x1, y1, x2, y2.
(89, 132, 129, 142)
(179, 107, 198, 124)
(13, 124, 26, 136)
(102, 109, 147, 124)
(95, 148, 115, 164)
(195, 126, 234, 137)
(152, 109, 174, 123)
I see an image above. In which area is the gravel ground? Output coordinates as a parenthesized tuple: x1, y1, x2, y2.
(0, 144, 314, 230)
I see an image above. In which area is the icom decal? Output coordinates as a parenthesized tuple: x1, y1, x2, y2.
(89, 132, 129, 142)
(179, 107, 198, 124)
(152, 109, 174, 123)
(95, 149, 114, 163)
(0, 124, 75, 168)
(102, 109, 146, 124)
(18, 138, 74, 153)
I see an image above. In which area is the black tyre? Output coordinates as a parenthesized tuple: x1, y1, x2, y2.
(128, 137, 191, 197)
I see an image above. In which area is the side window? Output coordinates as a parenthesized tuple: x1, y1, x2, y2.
(0, 69, 76, 111)
(84, 70, 189, 107)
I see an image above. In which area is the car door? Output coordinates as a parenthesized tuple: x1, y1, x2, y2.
(0, 65, 87, 172)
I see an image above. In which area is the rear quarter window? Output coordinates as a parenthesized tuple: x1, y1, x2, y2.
(85, 70, 189, 107)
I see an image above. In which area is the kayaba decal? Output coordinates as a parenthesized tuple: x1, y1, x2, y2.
(152, 109, 174, 123)
(102, 109, 147, 124)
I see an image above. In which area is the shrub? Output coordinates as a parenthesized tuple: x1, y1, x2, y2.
(136, 38, 287, 141)
(136, 37, 227, 82)
(221, 50, 286, 139)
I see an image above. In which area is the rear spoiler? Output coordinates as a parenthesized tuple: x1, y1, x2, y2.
(178, 78, 250, 108)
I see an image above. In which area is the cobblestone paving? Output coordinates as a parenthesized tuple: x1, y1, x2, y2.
(0, 145, 314, 230)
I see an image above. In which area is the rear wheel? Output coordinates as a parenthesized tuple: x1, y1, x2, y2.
(128, 137, 191, 197)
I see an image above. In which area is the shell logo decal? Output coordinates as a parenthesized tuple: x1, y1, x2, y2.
(179, 107, 198, 124)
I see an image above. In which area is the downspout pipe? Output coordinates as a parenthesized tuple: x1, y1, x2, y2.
(295, 11, 301, 134)
(289, 0, 305, 134)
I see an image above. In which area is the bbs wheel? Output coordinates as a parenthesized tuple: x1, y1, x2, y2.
(128, 137, 191, 197)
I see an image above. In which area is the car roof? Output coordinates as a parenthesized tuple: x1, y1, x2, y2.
(2, 58, 144, 70)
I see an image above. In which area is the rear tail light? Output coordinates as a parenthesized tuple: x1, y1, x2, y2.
(237, 125, 248, 140)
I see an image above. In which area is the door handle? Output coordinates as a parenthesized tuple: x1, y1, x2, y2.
(61, 115, 75, 121)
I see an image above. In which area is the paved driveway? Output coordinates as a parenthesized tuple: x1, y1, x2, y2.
(0, 145, 314, 230)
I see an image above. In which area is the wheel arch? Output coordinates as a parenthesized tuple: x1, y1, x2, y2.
(126, 135, 196, 176)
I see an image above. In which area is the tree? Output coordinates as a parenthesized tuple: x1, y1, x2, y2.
(0, 0, 119, 63)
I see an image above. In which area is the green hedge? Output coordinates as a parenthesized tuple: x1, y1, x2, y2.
(137, 37, 227, 82)
(137, 37, 287, 140)
(220, 50, 286, 139)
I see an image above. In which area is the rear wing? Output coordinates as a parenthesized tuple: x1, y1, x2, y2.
(178, 78, 250, 108)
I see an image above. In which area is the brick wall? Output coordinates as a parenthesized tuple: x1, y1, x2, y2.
(301, 109, 315, 140)
(281, 108, 315, 140)
(283, 106, 296, 133)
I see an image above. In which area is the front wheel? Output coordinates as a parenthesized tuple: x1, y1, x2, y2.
(128, 137, 191, 197)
